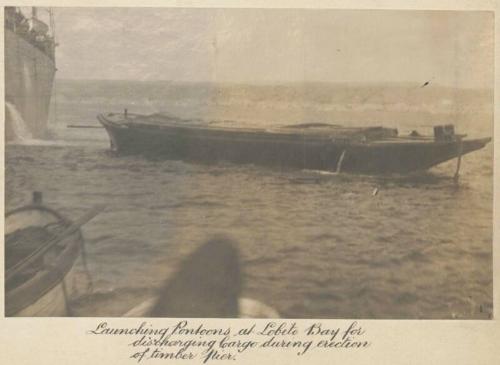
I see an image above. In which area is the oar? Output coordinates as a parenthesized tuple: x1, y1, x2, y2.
(67, 125, 103, 129)
(5, 205, 105, 284)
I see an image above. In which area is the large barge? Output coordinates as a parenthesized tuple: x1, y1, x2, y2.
(98, 112, 490, 175)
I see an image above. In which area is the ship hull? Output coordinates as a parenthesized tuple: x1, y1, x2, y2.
(5, 28, 56, 140)
(98, 113, 490, 175)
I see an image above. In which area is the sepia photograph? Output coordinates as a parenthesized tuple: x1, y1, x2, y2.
(4, 6, 494, 320)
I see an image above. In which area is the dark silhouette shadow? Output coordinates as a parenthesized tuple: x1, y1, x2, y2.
(149, 237, 241, 318)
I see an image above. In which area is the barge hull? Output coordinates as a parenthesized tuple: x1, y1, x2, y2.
(98, 114, 490, 174)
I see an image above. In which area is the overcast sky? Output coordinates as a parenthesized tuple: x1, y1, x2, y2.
(46, 8, 493, 88)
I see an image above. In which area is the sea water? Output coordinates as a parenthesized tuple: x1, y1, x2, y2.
(5, 80, 493, 318)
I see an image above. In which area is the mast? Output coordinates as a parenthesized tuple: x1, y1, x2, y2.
(48, 7, 58, 125)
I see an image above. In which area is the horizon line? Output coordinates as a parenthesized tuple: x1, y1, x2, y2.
(54, 78, 493, 90)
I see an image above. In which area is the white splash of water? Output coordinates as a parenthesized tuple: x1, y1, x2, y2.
(5, 102, 74, 146)
(302, 169, 338, 176)
(301, 150, 347, 176)
(5, 101, 33, 142)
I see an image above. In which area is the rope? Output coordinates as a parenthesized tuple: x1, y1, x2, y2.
(454, 136, 463, 182)
(336, 150, 347, 173)
(44, 262, 74, 317)
(79, 235, 94, 293)
(48, 219, 94, 295)
(59, 271, 74, 317)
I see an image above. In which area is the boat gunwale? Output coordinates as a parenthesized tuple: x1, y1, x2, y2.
(98, 113, 491, 147)
(98, 113, 391, 136)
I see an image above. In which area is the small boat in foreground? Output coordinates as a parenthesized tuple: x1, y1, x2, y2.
(98, 111, 490, 175)
(5, 193, 102, 316)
